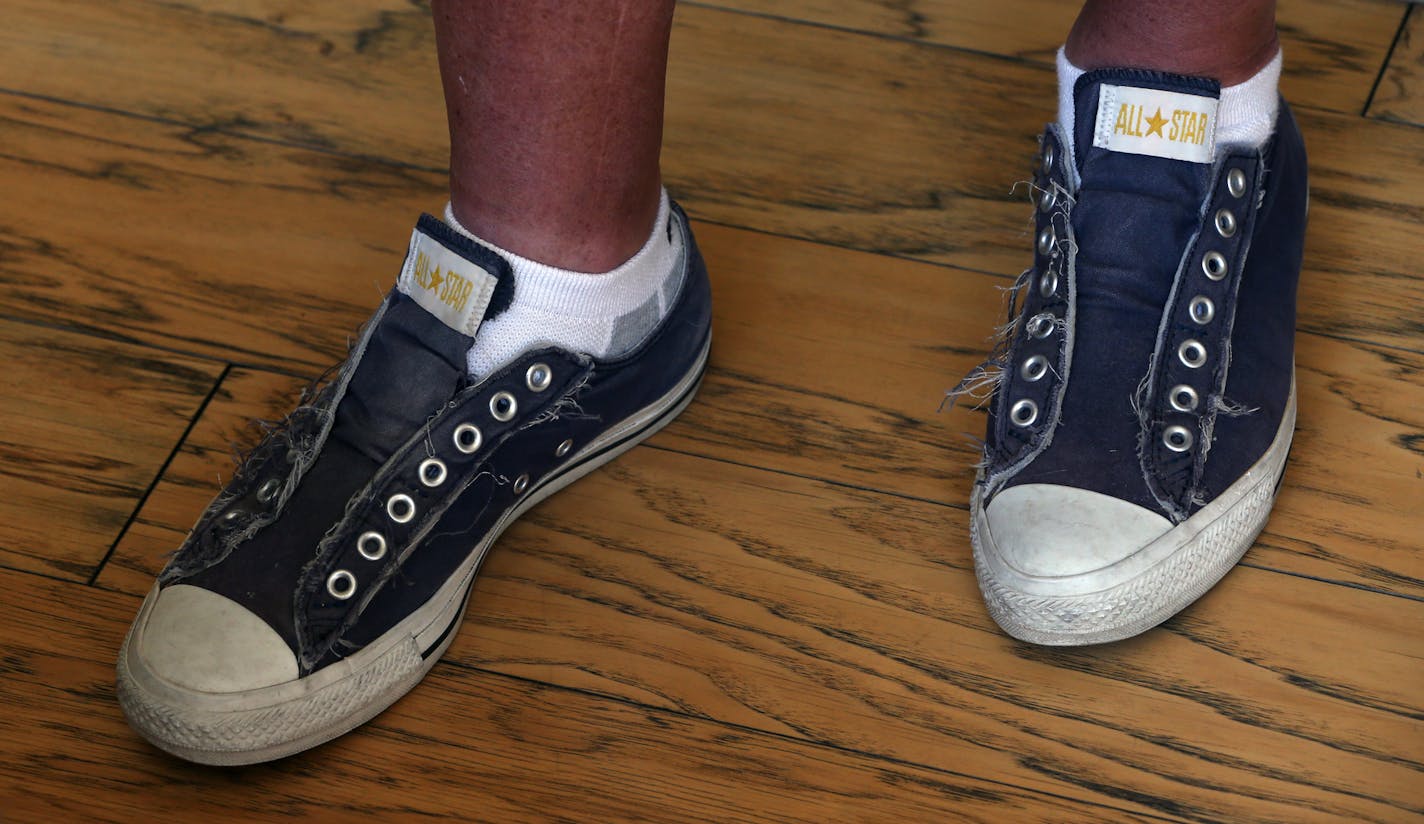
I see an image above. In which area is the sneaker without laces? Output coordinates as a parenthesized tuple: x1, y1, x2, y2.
(117, 205, 712, 764)
(965, 68, 1308, 645)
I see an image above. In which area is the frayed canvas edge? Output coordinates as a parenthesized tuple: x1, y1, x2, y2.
(160, 299, 393, 582)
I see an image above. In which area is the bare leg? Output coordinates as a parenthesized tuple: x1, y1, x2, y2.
(432, 0, 675, 272)
(1066, 0, 1279, 84)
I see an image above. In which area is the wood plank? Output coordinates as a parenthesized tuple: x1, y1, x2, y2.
(96, 376, 1424, 821)
(0, 94, 428, 370)
(92, 216, 1424, 602)
(1368, 5, 1424, 127)
(663, 7, 1424, 350)
(0, 320, 220, 581)
(7, 91, 1416, 597)
(1, 6, 1422, 354)
(705, 0, 1405, 116)
(0, 569, 1153, 823)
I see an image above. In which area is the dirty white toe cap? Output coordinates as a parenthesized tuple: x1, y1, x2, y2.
(985, 484, 1174, 577)
(139, 584, 298, 693)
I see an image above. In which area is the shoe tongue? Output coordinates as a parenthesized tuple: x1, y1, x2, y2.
(1072, 68, 1221, 174)
(1065, 69, 1223, 318)
(1056, 69, 1228, 438)
(330, 214, 516, 464)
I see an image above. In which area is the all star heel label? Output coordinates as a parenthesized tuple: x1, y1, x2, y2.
(397, 228, 499, 337)
(1093, 84, 1218, 163)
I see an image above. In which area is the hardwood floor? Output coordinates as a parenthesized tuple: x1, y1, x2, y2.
(1, 1, 1420, 821)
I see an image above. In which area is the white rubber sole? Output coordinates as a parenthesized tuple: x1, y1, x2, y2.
(971, 379, 1295, 646)
(118, 337, 710, 765)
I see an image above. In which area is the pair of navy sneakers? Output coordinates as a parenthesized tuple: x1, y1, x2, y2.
(117, 68, 1307, 763)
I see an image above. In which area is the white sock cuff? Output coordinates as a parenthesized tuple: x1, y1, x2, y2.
(443, 188, 680, 321)
(1057, 46, 1282, 162)
(1056, 47, 1086, 164)
(1216, 49, 1282, 150)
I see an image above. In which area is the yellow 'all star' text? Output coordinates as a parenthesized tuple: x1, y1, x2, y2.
(1114, 103, 1210, 145)
(412, 250, 476, 313)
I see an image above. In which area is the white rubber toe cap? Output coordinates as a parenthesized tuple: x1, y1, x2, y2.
(985, 484, 1174, 577)
(137, 584, 298, 693)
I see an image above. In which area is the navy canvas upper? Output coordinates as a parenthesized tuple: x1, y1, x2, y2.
(159, 205, 712, 674)
(983, 68, 1308, 522)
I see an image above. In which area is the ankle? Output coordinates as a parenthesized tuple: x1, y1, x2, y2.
(1064, 1, 1279, 86)
(448, 183, 661, 274)
(446, 189, 684, 378)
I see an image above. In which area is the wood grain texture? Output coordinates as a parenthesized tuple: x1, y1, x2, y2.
(1369, 5, 1424, 126)
(1, 5, 1422, 353)
(16, 27, 1424, 601)
(97, 367, 1424, 822)
(0, 320, 220, 581)
(701, 0, 1406, 115)
(2, 1, 1421, 820)
(662, 8, 1424, 351)
(79, 208, 1424, 602)
(1, 569, 1161, 823)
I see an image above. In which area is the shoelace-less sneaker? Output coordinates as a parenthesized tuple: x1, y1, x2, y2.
(117, 205, 711, 764)
(965, 69, 1307, 645)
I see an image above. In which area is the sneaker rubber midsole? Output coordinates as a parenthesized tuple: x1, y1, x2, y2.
(971, 376, 1296, 646)
(118, 335, 710, 764)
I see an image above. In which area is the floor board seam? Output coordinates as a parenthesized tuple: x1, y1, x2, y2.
(0, 85, 447, 175)
(1362, 3, 1414, 117)
(37, 565, 1190, 824)
(4, 311, 1421, 605)
(432, 658, 1198, 824)
(681, 1, 1388, 120)
(0, 8, 1393, 184)
(0, 312, 326, 377)
(1236, 560, 1424, 603)
(85, 363, 232, 586)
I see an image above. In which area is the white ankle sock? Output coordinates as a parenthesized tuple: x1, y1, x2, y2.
(1056, 47, 1283, 164)
(1215, 50, 1282, 150)
(1056, 48, 1086, 165)
(445, 189, 683, 378)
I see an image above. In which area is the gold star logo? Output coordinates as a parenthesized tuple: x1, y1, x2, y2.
(1144, 107, 1168, 138)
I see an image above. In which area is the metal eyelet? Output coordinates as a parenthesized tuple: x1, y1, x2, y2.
(418, 458, 447, 488)
(1163, 425, 1195, 453)
(1189, 296, 1215, 325)
(555, 438, 574, 458)
(1169, 384, 1199, 413)
(221, 509, 243, 523)
(327, 570, 357, 600)
(1178, 339, 1208, 369)
(525, 363, 552, 392)
(512, 474, 530, 495)
(387, 493, 416, 524)
(453, 423, 483, 454)
(1038, 270, 1058, 298)
(1041, 144, 1055, 175)
(256, 478, 281, 503)
(1214, 208, 1237, 238)
(1037, 187, 1056, 213)
(1036, 226, 1055, 257)
(490, 391, 517, 422)
(1020, 355, 1049, 382)
(357, 531, 387, 561)
(1026, 313, 1055, 340)
(1227, 168, 1247, 198)
(1009, 399, 1039, 427)
(1202, 251, 1229, 281)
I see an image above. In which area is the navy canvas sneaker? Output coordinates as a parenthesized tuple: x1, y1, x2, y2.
(118, 205, 711, 764)
(965, 69, 1307, 645)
